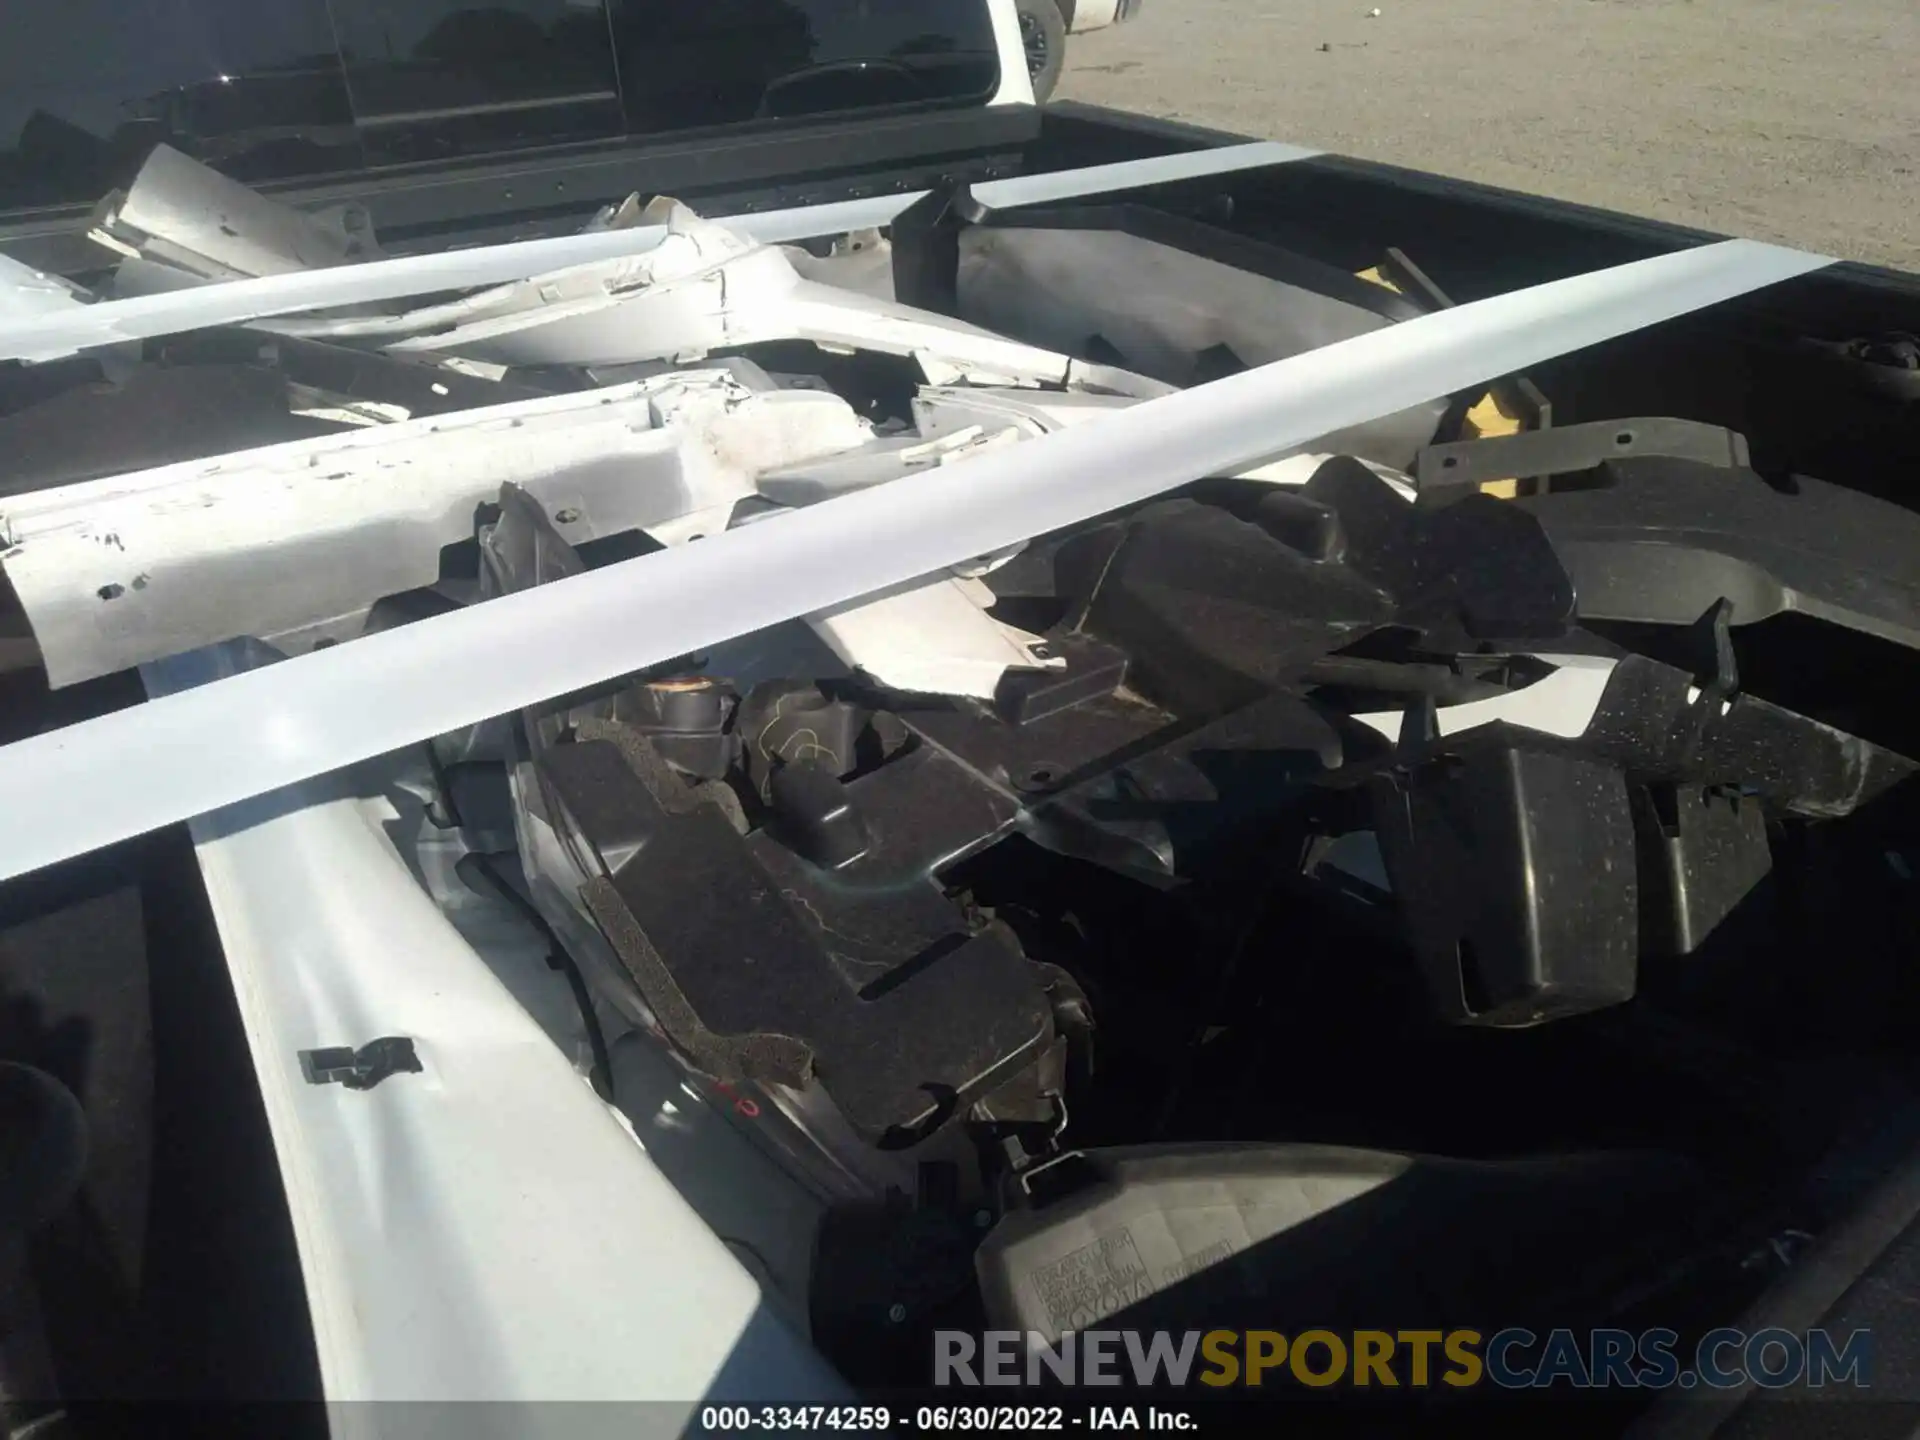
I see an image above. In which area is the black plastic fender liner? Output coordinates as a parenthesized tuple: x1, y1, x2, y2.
(1516, 458, 1920, 652)
(1071, 496, 1396, 715)
(1302, 456, 1577, 643)
(906, 687, 1350, 886)
(1353, 648, 1914, 823)
(887, 183, 1422, 330)
(1578, 654, 1917, 821)
(1058, 465, 1575, 718)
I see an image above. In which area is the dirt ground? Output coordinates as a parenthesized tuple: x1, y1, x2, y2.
(1058, 0, 1920, 272)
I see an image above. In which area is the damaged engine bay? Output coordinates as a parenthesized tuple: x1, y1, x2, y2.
(5, 140, 1920, 1427)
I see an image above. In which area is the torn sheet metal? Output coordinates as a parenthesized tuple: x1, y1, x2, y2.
(267, 214, 900, 347)
(753, 386, 1164, 509)
(90, 144, 378, 280)
(380, 204, 1085, 379)
(263, 196, 764, 345)
(0, 142, 1318, 363)
(3, 365, 1090, 699)
(753, 387, 1144, 503)
(581, 192, 650, 233)
(914, 355, 1170, 395)
(913, 386, 1145, 439)
(786, 230, 896, 300)
(2, 366, 871, 687)
(0, 240, 1831, 883)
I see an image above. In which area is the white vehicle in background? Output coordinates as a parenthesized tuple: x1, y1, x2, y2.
(1018, 0, 1145, 101)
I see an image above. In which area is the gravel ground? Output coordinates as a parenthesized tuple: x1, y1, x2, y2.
(1058, 0, 1920, 271)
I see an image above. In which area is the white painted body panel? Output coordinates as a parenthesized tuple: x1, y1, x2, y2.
(146, 646, 846, 1424)
(2, 371, 873, 687)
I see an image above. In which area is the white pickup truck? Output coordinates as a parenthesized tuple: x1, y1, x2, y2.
(0, 1, 1916, 1437)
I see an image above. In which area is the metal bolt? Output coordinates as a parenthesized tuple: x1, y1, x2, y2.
(887, 1303, 907, 1324)
(974, 1209, 993, 1229)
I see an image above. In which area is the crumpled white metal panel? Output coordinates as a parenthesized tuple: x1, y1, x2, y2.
(92, 143, 378, 280)
(0, 143, 1319, 362)
(0, 239, 1831, 883)
(0, 369, 872, 688)
(381, 207, 1084, 379)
